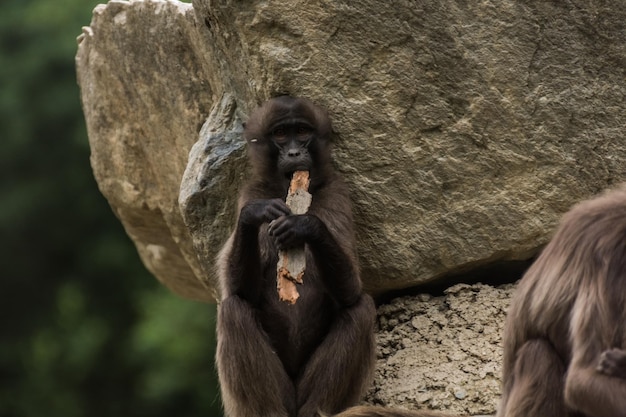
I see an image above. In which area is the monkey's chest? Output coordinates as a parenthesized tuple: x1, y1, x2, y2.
(260, 284, 335, 378)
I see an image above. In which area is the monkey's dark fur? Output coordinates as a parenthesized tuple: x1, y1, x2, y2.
(216, 96, 376, 417)
(336, 184, 626, 417)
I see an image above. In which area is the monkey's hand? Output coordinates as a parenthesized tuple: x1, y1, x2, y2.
(268, 214, 321, 250)
(597, 348, 626, 378)
(240, 199, 291, 227)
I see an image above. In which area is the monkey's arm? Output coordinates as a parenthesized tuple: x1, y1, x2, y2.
(269, 213, 362, 306)
(223, 198, 290, 303)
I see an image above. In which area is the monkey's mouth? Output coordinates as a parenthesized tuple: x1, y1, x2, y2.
(285, 169, 310, 180)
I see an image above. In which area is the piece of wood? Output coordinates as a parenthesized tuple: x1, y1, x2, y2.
(277, 171, 312, 304)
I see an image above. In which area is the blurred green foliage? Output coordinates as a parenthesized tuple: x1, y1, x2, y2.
(0, 0, 221, 416)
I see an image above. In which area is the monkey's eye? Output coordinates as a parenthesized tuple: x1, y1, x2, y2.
(273, 127, 286, 137)
(270, 127, 289, 150)
(296, 125, 313, 142)
(296, 126, 309, 134)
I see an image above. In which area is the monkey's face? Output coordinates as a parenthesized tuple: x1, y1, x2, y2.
(244, 96, 332, 185)
(271, 122, 315, 178)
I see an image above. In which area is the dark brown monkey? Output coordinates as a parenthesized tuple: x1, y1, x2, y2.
(496, 183, 626, 417)
(215, 96, 376, 417)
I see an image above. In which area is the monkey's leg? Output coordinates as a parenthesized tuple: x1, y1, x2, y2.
(498, 339, 569, 417)
(296, 294, 376, 417)
(597, 348, 626, 378)
(216, 296, 295, 417)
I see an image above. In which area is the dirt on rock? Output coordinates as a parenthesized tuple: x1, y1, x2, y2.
(364, 283, 516, 416)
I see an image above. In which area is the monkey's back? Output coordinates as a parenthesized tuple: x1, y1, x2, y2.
(502, 184, 626, 379)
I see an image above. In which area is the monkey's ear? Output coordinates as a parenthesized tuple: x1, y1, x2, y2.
(242, 122, 247, 129)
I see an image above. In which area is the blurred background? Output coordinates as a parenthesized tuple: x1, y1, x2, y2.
(0, 0, 222, 415)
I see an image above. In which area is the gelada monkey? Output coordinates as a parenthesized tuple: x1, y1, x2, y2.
(215, 96, 376, 417)
(497, 184, 626, 417)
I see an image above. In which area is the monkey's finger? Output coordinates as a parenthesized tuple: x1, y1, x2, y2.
(265, 206, 289, 223)
(275, 232, 298, 250)
(266, 206, 290, 221)
(271, 217, 295, 236)
(268, 216, 289, 235)
(269, 198, 292, 214)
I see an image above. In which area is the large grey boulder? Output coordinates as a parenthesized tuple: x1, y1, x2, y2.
(77, 0, 626, 301)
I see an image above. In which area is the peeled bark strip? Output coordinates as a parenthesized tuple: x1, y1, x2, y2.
(277, 171, 312, 304)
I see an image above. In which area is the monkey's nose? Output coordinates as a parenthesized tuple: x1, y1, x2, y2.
(288, 149, 301, 157)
